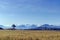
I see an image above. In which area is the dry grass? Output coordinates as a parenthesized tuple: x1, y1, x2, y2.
(0, 30, 60, 40)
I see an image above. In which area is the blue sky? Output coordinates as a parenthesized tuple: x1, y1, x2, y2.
(0, 0, 60, 26)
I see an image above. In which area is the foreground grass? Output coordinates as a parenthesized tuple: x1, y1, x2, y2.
(0, 30, 60, 40)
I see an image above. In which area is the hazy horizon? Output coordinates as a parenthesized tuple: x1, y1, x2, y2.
(0, 0, 60, 26)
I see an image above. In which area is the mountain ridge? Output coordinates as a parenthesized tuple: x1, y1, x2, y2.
(0, 24, 60, 30)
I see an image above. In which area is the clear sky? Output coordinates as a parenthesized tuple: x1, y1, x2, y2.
(0, 0, 60, 26)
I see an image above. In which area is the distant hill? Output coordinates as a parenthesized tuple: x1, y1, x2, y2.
(0, 24, 60, 30)
(28, 24, 60, 30)
(16, 24, 37, 29)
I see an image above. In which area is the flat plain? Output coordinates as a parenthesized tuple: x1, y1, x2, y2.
(0, 30, 60, 40)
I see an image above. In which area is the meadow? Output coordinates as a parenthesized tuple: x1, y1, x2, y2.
(0, 30, 60, 40)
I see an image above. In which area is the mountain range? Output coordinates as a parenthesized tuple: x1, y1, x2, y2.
(0, 24, 60, 30)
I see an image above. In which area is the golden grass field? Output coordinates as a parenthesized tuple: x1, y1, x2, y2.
(0, 30, 60, 40)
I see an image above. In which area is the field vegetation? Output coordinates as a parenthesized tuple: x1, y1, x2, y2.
(0, 30, 60, 40)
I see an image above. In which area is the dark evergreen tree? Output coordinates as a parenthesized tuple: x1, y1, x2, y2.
(12, 24, 16, 30)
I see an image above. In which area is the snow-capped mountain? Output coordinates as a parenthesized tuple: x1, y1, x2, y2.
(0, 24, 60, 30)
(16, 24, 37, 29)
(29, 24, 60, 30)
